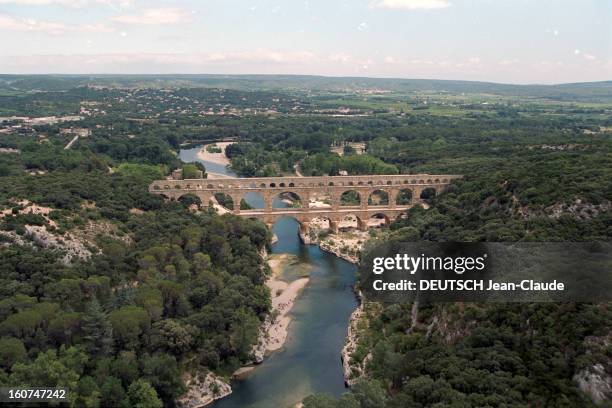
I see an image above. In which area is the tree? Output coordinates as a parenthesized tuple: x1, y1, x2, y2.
(0, 309, 43, 340)
(343, 145, 356, 155)
(75, 375, 101, 408)
(302, 393, 361, 408)
(82, 298, 113, 356)
(100, 376, 128, 408)
(128, 379, 163, 408)
(47, 311, 82, 346)
(109, 306, 150, 350)
(10, 346, 87, 406)
(229, 308, 260, 360)
(303, 394, 340, 408)
(142, 354, 185, 402)
(149, 319, 197, 355)
(351, 379, 388, 408)
(182, 163, 204, 179)
(134, 287, 164, 322)
(111, 351, 139, 387)
(193, 252, 212, 273)
(0, 337, 26, 370)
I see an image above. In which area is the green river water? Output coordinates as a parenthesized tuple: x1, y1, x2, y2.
(180, 147, 358, 408)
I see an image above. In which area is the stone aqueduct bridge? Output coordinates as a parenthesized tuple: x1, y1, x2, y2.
(149, 174, 462, 234)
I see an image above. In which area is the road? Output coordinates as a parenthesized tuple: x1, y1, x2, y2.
(64, 135, 79, 150)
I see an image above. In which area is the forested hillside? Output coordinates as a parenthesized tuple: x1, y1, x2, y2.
(0, 76, 610, 407)
(0, 132, 271, 406)
(2, 75, 611, 103)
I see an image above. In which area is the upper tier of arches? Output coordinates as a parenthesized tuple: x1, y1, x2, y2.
(150, 174, 462, 192)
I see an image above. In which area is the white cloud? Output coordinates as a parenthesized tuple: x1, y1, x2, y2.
(0, 0, 132, 8)
(80, 22, 114, 33)
(328, 53, 352, 63)
(0, 51, 325, 75)
(0, 12, 115, 34)
(370, 0, 450, 10)
(545, 28, 560, 36)
(0, 13, 66, 34)
(217, 50, 319, 64)
(112, 8, 189, 25)
(498, 59, 519, 66)
(409, 59, 434, 64)
(538, 60, 564, 67)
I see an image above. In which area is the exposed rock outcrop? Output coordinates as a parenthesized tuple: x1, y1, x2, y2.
(320, 240, 360, 264)
(176, 372, 232, 408)
(250, 315, 272, 363)
(300, 219, 367, 264)
(341, 292, 372, 387)
(574, 334, 612, 405)
(341, 304, 364, 386)
(575, 364, 612, 405)
(514, 197, 611, 221)
(1, 200, 131, 264)
(25, 225, 93, 264)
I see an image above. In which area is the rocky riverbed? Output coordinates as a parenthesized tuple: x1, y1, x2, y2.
(176, 372, 232, 408)
(299, 217, 370, 264)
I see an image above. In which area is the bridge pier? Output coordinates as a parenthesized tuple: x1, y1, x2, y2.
(299, 221, 310, 237)
(263, 191, 273, 212)
(195, 192, 211, 207)
(329, 219, 339, 234)
(357, 217, 368, 231)
(330, 192, 341, 211)
(232, 195, 242, 213)
(389, 189, 398, 209)
(353, 191, 367, 209)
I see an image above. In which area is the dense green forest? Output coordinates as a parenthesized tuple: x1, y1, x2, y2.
(0, 76, 610, 407)
(0, 131, 271, 406)
(303, 302, 612, 408)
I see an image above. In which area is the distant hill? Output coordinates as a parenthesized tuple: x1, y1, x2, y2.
(0, 74, 610, 103)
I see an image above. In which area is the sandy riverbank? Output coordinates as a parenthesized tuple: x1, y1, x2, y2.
(265, 254, 310, 352)
(232, 253, 310, 380)
(197, 142, 233, 166)
(207, 172, 234, 179)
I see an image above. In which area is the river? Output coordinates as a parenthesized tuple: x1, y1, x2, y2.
(180, 146, 358, 408)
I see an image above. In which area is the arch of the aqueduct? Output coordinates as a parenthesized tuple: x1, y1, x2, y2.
(149, 174, 462, 233)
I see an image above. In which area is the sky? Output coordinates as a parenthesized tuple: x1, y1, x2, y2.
(0, 0, 610, 84)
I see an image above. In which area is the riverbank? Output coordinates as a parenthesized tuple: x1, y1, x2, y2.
(179, 254, 311, 407)
(177, 372, 232, 408)
(197, 142, 233, 166)
(207, 172, 234, 179)
(300, 219, 370, 265)
(319, 240, 360, 264)
(266, 254, 310, 351)
(235, 253, 311, 376)
(341, 293, 373, 387)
